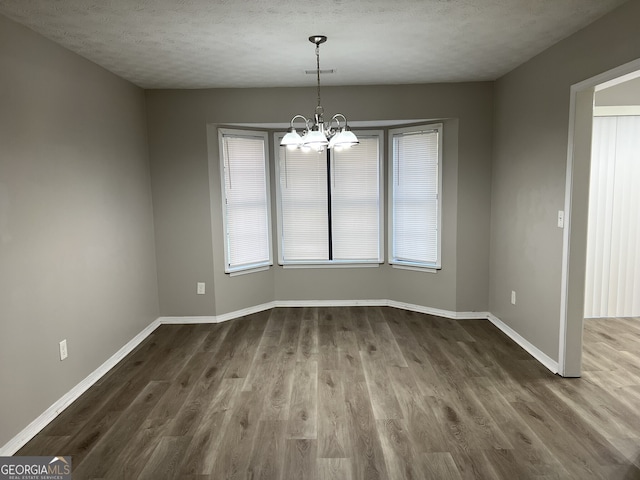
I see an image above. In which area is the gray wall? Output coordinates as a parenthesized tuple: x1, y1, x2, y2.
(0, 15, 159, 446)
(596, 76, 640, 106)
(146, 83, 493, 316)
(490, 0, 640, 361)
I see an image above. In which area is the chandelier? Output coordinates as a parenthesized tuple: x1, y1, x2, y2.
(280, 35, 359, 152)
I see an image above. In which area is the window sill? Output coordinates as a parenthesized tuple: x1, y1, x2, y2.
(281, 262, 381, 269)
(391, 263, 440, 274)
(227, 264, 271, 277)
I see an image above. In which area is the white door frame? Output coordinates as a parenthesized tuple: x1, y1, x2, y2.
(559, 58, 640, 376)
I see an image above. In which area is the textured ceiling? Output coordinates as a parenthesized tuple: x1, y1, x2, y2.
(0, 0, 628, 89)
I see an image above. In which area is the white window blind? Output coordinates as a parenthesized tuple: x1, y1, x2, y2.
(390, 124, 442, 269)
(278, 146, 329, 262)
(219, 129, 272, 273)
(331, 137, 381, 261)
(276, 132, 382, 264)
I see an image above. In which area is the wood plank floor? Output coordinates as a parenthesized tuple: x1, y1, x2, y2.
(17, 308, 640, 479)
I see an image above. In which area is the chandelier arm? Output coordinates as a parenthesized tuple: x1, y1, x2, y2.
(290, 114, 310, 129)
(330, 113, 347, 129)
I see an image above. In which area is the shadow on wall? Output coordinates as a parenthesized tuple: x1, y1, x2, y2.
(622, 455, 640, 480)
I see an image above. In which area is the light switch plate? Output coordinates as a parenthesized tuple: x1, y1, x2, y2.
(59, 339, 68, 361)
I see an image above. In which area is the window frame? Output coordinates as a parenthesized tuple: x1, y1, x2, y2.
(274, 129, 385, 267)
(388, 123, 443, 271)
(218, 128, 273, 275)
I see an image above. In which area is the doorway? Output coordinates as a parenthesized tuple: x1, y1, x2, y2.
(584, 83, 640, 320)
(560, 60, 640, 377)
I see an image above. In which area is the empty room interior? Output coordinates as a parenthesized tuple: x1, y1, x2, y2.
(1, 1, 640, 478)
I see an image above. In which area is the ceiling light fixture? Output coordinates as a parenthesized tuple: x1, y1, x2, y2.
(281, 35, 359, 152)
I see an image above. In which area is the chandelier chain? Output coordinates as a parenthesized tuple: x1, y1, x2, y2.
(316, 43, 321, 109)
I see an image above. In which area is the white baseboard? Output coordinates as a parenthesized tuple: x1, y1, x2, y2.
(2, 301, 557, 456)
(158, 299, 394, 326)
(185, 299, 490, 323)
(158, 315, 219, 324)
(214, 301, 278, 323)
(276, 299, 388, 308)
(487, 313, 559, 374)
(387, 300, 489, 320)
(0, 319, 161, 456)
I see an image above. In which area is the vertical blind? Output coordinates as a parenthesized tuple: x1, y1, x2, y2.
(390, 126, 441, 268)
(277, 135, 382, 263)
(584, 116, 640, 318)
(220, 132, 271, 272)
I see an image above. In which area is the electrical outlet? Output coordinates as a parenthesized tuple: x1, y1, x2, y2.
(557, 210, 565, 228)
(59, 339, 68, 361)
(197, 282, 205, 295)
(511, 291, 517, 305)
